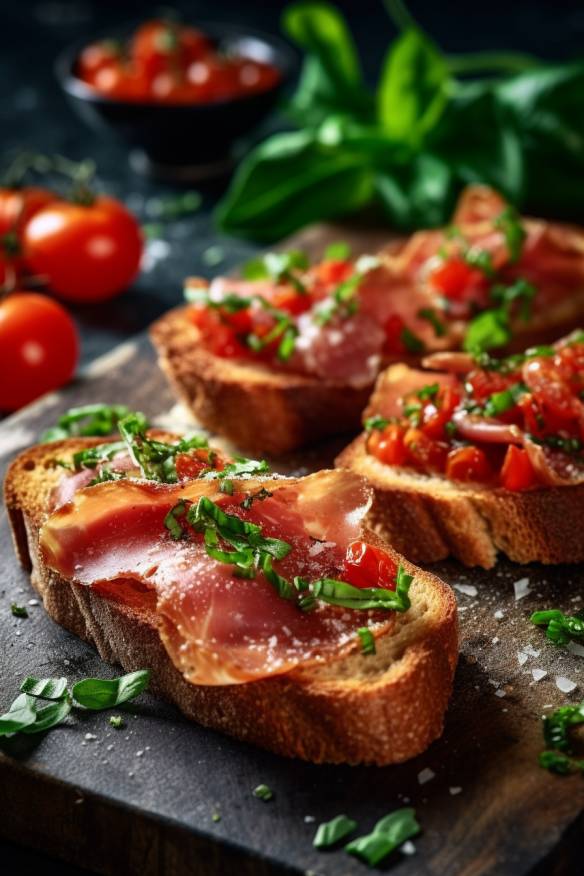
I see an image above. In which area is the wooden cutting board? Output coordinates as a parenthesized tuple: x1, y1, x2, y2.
(0, 225, 583, 876)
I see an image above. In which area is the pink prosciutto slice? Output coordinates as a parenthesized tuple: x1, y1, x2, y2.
(40, 470, 398, 686)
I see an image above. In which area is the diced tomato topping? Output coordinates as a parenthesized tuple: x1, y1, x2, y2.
(428, 257, 488, 302)
(403, 428, 448, 472)
(367, 424, 408, 466)
(315, 259, 353, 286)
(445, 445, 492, 483)
(466, 368, 514, 401)
(421, 387, 461, 439)
(500, 445, 538, 491)
(341, 541, 397, 590)
(271, 287, 312, 316)
(190, 307, 250, 358)
(175, 448, 224, 480)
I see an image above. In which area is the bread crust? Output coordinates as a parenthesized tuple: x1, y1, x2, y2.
(337, 434, 584, 569)
(4, 439, 458, 766)
(150, 307, 371, 456)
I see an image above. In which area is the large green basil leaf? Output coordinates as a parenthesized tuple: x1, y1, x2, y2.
(216, 130, 375, 241)
(496, 62, 584, 217)
(283, 1, 373, 124)
(377, 28, 450, 148)
(375, 153, 456, 229)
(430, 80, 523, 202)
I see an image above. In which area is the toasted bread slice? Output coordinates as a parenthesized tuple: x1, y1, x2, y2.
(150, 307, 371, 456)
(337, 366, 584, 569)
(5, 438, 457, 766)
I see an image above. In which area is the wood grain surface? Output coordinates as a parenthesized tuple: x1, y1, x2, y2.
(1, 224, 583, 876)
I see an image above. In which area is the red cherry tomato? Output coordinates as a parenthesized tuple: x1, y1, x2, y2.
(500, 445, 538, 491)
(367, 424, 408, 466)
(428, 257, 487, 302)
(445, 445, 491, 483)
(22, 196, 143, 302)
(342, 541, 397, 590)
(0, 186, 56, 237)
(0, 292, 79, 411)
(77, 40, 122, 81)
(132, 19, 210, 80)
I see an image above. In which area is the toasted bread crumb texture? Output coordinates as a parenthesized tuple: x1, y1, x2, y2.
(150, 307, 372, 455)
(4, 439, 457, 765)
(337, 435, 584, 569)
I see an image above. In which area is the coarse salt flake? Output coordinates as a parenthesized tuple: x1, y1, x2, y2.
(453, 583, 478, 597)
(555, 676, 577, 693)
(532, 669, 547, 682)
(417, 767, 435, 785)
(513, 578, 531, 601)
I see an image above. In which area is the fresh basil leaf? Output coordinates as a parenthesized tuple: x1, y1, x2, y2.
(324, 241, 351, 260)
(378, 28, 449, 148)
(20, 676, 68, 700)
(0, 693, 37, 736)
(345, 807, 420, 866)
(313, 814, 357, 848)
(22, 697, 71, 734)
(375, 153, 455, 229)
(202, 458, 269, 481)
(431, 81, 524, 202)
(463, 309, 511, 354)
(72, 670, 150, 711)
(216, 130, 374, 242)
(364, 415, 390, 432)
(497, 62, 584, 218)
(283, 1, 372, 124)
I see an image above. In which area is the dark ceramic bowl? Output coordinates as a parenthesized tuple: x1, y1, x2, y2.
(56, 23, 295, 179)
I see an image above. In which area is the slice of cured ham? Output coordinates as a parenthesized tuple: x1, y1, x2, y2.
(40, 471, 397, 686)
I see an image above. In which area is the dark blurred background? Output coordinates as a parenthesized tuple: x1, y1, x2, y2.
(2, 0, 584, 367)
(2, 1, 584, 870)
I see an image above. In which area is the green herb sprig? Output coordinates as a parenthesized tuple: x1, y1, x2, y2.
(345, 807, 421, 866)
(531, 609, 584, 648)
(216, 2, 584, 242)
(0, 670, 150, 739)
(539, 700, 584, 776)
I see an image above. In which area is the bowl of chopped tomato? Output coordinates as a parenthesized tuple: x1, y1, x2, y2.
(56, 18, 294, 178)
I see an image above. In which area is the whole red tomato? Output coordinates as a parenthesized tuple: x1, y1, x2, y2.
(0, 186, 56, 236)
(22, 196, 143, 302)
(0, 292, 79, 410)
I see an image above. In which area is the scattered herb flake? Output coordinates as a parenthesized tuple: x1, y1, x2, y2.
(253, 784, 273, 801)
(357, 627, 376, 655)
(11, 603, 28, 619)
(313, 814, 357, 849)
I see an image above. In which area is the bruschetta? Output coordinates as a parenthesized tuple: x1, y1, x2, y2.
(4, 415, 457, 765)
(151, 186, 584, 455)
(337, 331, 584, 569)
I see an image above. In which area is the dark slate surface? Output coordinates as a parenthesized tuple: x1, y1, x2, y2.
(2, 1, 584, 872)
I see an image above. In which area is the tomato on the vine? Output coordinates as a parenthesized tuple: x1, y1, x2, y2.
(0, 292, 79, 411)
(22, 196, 143, 302)
(0, 186, 56, 237)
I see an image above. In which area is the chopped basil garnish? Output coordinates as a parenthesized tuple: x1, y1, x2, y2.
(418, 307, 446, 337)
(220, 479, 234, 495)
(109, 715, 124, 729)
(0, 670, 149, 738)
(495, 205, 527, 264)
(41, 404, 132, 443)
(171, 496, 413, 614)
(10, 603, 28, 618)
(418, 383, 440, 401)
(345, 808, 420, 866)
(364, 415, 390, 432)
(252, 784, 273, 801)
(531, 609, 584, 647)
(464, 308, 511, 354)
(72, 440, 128, 472)
(313, 814, 357, 849)
(89, 468, 127, 486)
(314, 272, 362, 325)
(72, 670, 150, 710)
(240, 487, 273, 509)
(404, 402, 422, 426)
(357, 627, 376, 655)
(482, 383, 526, 418)
(324, 241, 351, 261)
(462, 246, 496, 278)
(203, 457, 270, 481)
(119, 413, 208, 483)
(539, 700, 584, 776)
(401, 327, 426, 354)
(20, 676, 68, 699)
(242, 249, 309, 293)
